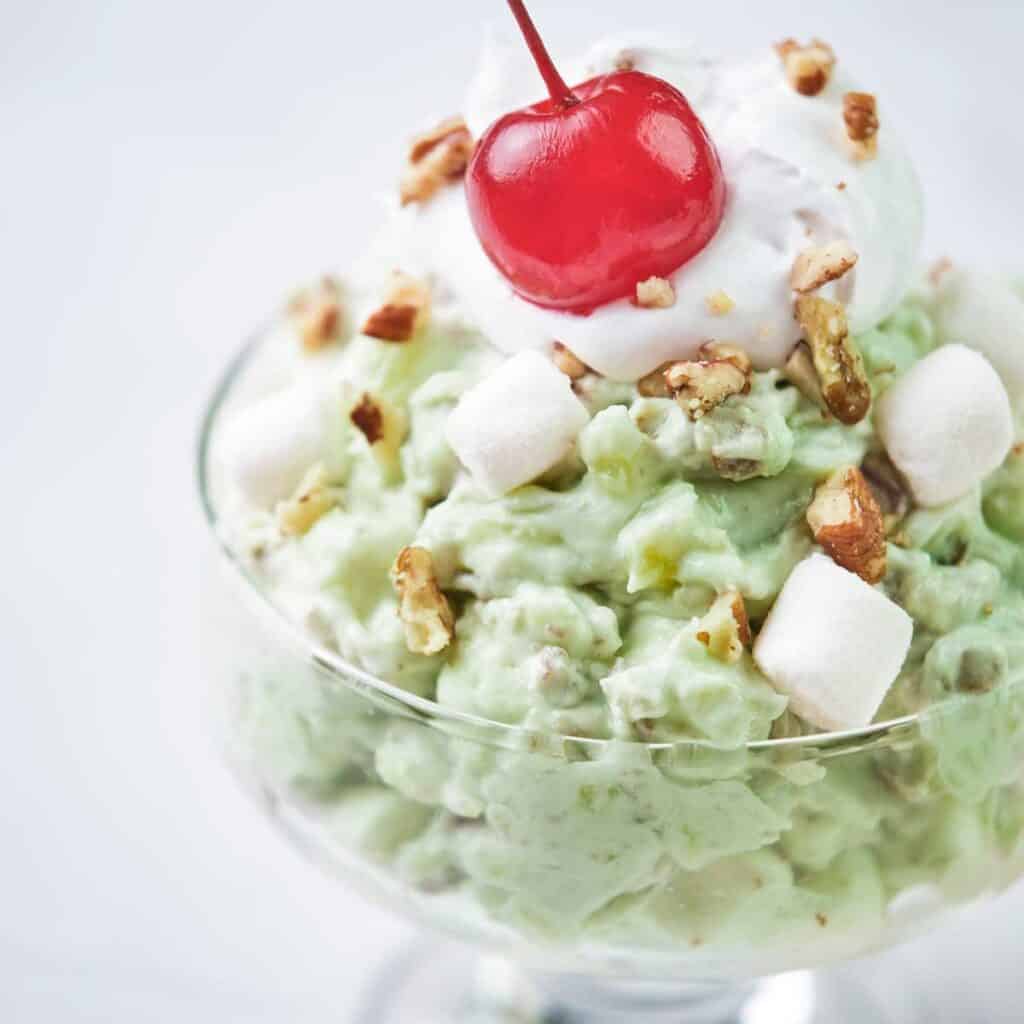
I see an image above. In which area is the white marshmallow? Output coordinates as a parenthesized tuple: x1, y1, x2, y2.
(445, 351, 590, 496)
(217, 385, 328, 508)
(933, 269, 1024, 399)
(754, 554, 913, 733)
(876, 344, 1014, 508)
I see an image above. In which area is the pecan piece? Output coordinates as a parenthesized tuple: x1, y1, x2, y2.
(288, 276, 345, 352)
(361, 271, 431, 343)
(784, 343, 828, 412)
(390, 546, 455, 655)
(843, 92, 879, 160)
(400, 116, 474, 206)
(277, 463, 337, 536)
(636, 276, 676, 309)
(349, 391, 408, 467)
(696, 589, 752, 663)
(664, 344, 752, 421)
(552, 342, 590, 380)
(791, 241, 859, 294)
(637, 364, 673, 398)
(807, 466, 887, 583)
(795, 296, 871, 425)
(775, 38, 836, 97)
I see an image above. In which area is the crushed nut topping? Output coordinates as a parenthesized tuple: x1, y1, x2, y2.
(637, 364, 673, 398)
(361, 271, 431, 343)
(843, 92, 879, 160)
(349, 391, 408, 468)
(277, 463, 337, 536)
(775, 38, 836, 97)
(860, 451, 911, 531)
(288, 276, 345, 352)
(696, 589, 752, 663)
(664, 343, 753, 421)
(791, 241, 859, 294)
(400, 116, 474, 206)
(350, 393, 383, 444)
(705, 290, 736, 316)
(636, 276, 676, 309)
(552, 342, 590, 380)
(699, 341, 752, 375)
(784, 343, 828, 412)
(795, 296, 871, 425)
(390, 546, 455, 655)
(807, 466, 887, 583)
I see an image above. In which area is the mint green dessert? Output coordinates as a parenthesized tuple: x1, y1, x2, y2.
(207, 278, 1024, 962)
(203, 34, 1024, 971)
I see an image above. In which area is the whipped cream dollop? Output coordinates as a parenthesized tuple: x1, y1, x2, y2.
(384, 34, 923, 381)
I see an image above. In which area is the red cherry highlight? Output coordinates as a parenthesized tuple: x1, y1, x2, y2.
(465, 1, 727, 315)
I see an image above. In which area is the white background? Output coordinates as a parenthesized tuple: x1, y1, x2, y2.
(2, 1, 1023, 1020)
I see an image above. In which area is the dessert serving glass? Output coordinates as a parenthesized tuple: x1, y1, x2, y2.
(198, 331, 1024, 1023)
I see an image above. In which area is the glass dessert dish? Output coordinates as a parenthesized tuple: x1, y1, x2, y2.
(199, 331, 1024, 1024)
(196, 4, 1024, 1020)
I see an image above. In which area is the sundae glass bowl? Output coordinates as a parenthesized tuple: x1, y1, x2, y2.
(199, 331, 1024, 1023)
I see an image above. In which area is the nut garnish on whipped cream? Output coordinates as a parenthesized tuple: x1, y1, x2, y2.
(400, 116, 474, 206)
(635, 276, 676, 309)
(774, 38, 836, 97)
(843, 92, 880, 160)
(665, 342, 753, 421)
(791, 242, 859, 294)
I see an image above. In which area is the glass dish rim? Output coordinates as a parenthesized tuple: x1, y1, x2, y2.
(196, 323, 992, 754)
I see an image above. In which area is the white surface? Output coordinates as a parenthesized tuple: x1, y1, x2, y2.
(2, 1, 1023, 1021)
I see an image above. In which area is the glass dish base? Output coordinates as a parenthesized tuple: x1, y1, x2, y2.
(355, 938, 916, 1023)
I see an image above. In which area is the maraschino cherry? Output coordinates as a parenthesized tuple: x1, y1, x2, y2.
(465, 0, 727, 315)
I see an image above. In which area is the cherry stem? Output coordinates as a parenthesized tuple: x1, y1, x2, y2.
(506, 0, 579, 108)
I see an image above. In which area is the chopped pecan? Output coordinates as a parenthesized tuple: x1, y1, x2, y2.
(350, 393, 383, 444)
(860, 451, 911, 530)
(277, 463, 337, 536)
(349, 391, 408, 466)
(795, 296, 871, 425)
(807, 466, 887, 583)
(699, 341, 752, 375)
(705, 290, 735, 316)
(636, 276, 676, 309)
(784, 343, 828, 412)
(288, 276, 345, 352)
(696, 589, 752, 663)
(843, 92, 879, 159)
(665, 345, 752, 421)
(400, 116, 474, 206)
(775, 38, 836, 97)
(552, 342, 590, 380)
(791, 241, 859, 294)
(390, 546, 455, 655)
(361, 271, 431, 342)
(637, 364, 673, 398)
